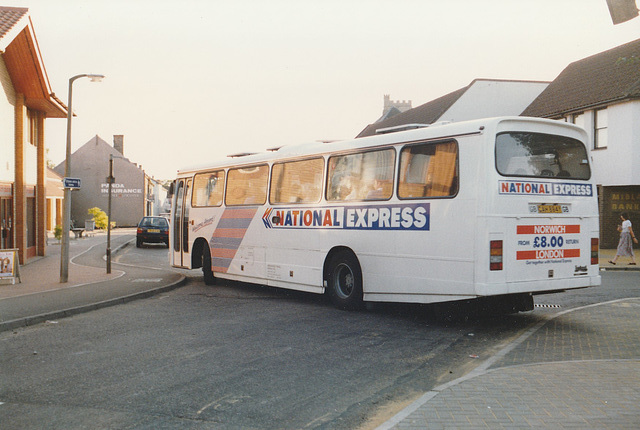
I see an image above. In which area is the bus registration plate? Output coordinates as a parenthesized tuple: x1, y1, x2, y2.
(538, 204, 562, 213)
(532, 204, 568, 214)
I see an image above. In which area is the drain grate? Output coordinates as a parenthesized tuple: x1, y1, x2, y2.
(534, 303, 562, 308)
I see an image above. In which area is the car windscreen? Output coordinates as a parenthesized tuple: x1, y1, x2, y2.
(495, 132, 590, 180)
(140, 218, 168, 228)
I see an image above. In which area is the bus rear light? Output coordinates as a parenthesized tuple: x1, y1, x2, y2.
(490, 240, 503, 271)
(591, 238, 599, 265)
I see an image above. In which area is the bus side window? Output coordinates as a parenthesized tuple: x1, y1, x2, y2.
(327, 148, 395, 201)
(226, 165, 269, 206)
(270, 158, 324, 204)
(192, 171, 225, 207)
(399, 140, 458, 199)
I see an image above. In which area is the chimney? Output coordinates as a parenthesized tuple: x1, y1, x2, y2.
(113, 135, 124, 155)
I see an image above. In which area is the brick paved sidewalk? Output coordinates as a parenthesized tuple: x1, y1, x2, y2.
(380, 298, 640, 429)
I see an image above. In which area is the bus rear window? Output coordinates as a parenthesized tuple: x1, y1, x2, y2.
(496, 132, 590, 180)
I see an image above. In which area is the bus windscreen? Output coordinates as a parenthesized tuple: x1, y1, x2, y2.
(495, 132, 591, 180)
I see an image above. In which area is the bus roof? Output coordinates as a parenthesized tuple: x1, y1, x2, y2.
(176, 116, 585, 176)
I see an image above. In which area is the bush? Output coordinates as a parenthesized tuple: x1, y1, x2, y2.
(88, 207, 109, 229)
(54, 224, 62, 241)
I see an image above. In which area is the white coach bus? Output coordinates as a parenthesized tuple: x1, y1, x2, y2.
(169, 117, 601, 312)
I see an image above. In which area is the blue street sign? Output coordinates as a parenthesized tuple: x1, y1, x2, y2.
(63, 177, 81, 189)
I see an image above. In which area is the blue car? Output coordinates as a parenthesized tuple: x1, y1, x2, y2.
(136, 216, 169, 248)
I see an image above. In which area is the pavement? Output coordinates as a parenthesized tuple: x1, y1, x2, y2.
(0, 229, 186, 333)
(377, 248, 640, 429)
(1, 237, 639, 428)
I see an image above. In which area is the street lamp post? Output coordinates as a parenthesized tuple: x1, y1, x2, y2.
(60, 74, 105, 283)
(106, 154, 124, 274)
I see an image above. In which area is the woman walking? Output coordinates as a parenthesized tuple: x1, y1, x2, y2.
(609, 212, 638, 265)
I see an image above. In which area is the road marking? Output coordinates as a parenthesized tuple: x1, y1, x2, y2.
(132, 278, 163, 283)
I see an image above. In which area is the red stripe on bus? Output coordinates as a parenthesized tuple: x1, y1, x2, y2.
(516, 225, 580, 235)
(211, 248, 236, 259)
(516, 248, 580, 260)
(221, 208, 258, 219)
(212, 228, 249, 239)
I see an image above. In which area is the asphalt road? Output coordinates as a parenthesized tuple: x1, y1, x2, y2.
(0, 246, 637, 429)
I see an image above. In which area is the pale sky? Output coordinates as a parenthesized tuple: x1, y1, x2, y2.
(6, 0, 640, 179)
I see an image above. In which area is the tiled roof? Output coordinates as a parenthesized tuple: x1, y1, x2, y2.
(522, 38, 640, 118)
(0, 6, 67, 117)
(356, 85, 468, 138)
(375, 106, 402, 123)
(0, 6, 28, 41)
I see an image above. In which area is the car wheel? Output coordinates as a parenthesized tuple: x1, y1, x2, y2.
(136, 238, 142, 248)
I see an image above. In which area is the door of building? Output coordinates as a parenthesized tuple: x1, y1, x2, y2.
(1, 198, 13, 249)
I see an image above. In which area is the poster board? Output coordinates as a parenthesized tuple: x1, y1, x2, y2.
(0, 249, 21, 285)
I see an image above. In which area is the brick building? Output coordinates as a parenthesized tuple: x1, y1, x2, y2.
(0, 7, 66, 262)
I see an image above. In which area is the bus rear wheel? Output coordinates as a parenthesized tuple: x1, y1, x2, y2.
(202, 245, 215, 286)
(327, 251, 363, 310)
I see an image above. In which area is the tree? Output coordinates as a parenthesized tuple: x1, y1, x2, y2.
(87, 207, 109, 229)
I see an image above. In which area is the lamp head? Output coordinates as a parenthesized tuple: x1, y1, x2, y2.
(87, 74, 105, 82)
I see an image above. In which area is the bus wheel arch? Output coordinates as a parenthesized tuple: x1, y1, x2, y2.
(324, 247, 363, 310)
(192, 238, 215, 285)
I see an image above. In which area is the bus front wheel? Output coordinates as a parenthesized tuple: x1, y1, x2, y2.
(202, 245, 215, 286)
(327, 251, 363, 310)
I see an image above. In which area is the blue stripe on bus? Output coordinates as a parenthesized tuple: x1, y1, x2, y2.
(210, 237, 243, 249)
(212, 257, 233, 269)
(217, 218, 254, 229)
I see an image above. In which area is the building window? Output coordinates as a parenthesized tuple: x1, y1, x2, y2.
(595, 108, 608, 149)
(26, 110, 39, 146)
(26, 197, 36, 247)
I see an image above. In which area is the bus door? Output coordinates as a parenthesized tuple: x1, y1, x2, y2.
(172, 178, 192, 268)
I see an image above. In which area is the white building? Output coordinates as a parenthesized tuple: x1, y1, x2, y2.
(522, 38, 640, 247)
(357, 79, 549, 138)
